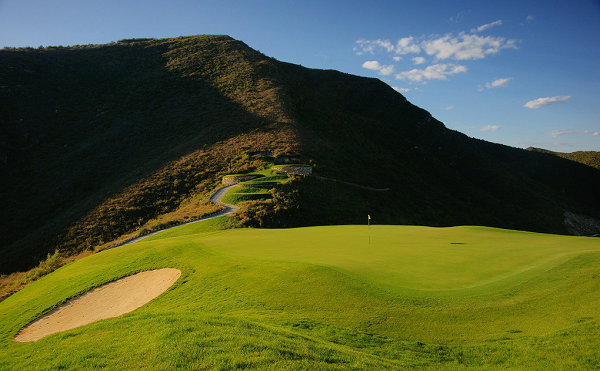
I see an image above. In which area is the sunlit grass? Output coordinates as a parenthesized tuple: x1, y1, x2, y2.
(220, 168, 290, 205)
(1, 224, 599, 369)
(201, 225, 598, 294)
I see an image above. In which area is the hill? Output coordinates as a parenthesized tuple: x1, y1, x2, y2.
(1, 35, 600, 274)
(527, 147, 600, 170)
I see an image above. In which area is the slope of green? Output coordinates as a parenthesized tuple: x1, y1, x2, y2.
(198, 225, 599, 295)
(247, 175, 288, 182)
(221, 187, 272, 204)
(1, 224, 599, 369)
(220, 167, 290, 205)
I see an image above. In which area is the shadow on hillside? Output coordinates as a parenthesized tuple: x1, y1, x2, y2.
(0, 37, 292, 273)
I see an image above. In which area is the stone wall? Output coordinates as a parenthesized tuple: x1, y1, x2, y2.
(271, 166, 312, 176)
(222, 175, 258, 185)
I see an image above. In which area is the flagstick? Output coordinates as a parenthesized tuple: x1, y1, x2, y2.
(368, 215, 370, 244)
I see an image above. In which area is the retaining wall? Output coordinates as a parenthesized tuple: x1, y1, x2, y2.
(271, 166, 312, 176)
(222, 175, 258, 185)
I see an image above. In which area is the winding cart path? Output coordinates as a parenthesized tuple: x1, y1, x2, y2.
(103, 184, 239, 250)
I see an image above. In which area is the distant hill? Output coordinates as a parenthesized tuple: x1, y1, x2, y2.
(2, 35, 600, 274)
(527, 147, 600, 170)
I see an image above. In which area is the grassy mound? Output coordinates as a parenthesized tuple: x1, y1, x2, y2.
(220, 167, 290, 205)
(1, 223, 599, 369)
(221, 187, 272, 205)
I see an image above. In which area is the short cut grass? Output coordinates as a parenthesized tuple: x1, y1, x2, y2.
(1, 224, 599, 370)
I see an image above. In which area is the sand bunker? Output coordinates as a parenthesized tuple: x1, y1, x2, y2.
(14, 268, 181, 342)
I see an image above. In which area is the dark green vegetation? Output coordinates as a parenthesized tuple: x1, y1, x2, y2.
(2, 35, 600, 274)
(527, 147, 600, 170)
(1, 224, 599, 370)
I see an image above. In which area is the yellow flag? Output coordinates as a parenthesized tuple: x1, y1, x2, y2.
(368, 215, 371, 220)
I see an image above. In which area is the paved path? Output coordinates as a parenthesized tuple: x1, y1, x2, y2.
(209, 184, 240, 214)
(103, 184, 239, 250)
(103, 175, 387, 251)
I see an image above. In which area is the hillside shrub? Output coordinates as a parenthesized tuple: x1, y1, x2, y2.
(0, 250, 66, 295)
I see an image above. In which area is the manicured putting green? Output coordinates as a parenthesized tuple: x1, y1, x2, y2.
(200, 225, 600, 294)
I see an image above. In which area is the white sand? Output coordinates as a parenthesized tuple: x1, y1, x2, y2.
(14, 268, 181, 342)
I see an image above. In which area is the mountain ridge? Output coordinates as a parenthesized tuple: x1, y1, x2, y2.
(526, 147, 600, 170)
(1, 35, 599, 274)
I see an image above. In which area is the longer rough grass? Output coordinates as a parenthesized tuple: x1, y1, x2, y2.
(1, 225, 599, 370)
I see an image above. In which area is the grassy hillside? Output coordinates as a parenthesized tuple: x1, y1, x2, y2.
(0, 36, 301, 273)
(2, 35, 600, 274)
(527, 147, 600, 170)
(272, 65, 600, 232)
(1, 222, 599, 369)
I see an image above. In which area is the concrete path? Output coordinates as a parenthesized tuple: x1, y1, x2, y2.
(103, 175, 387, 251)
(103, 184, 239, 250)
(209, 184, 240, 214)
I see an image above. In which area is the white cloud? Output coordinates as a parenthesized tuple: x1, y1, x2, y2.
(441, 105, 454, 110)
(372, 39, 394, 53)
(357, 28, 518, 86)
(487, 77, 513, 88)
(362, 60, 383, 70)
(362, 60, 395, 75)
(356, 32, 518, 61)
(471, 20, 503, 33)
(379, 65, 395, 75)
(395, 64, 467, 82)
(422, 32, 518, 60)
(481, 125, 501, 131)
(478, 77, 513, 90)
(544, 130, 599, 137)
(393, 87, 410, 93)
(354, 40, 382, 55)
(524, 96, 571, 108)
(450, 10, 472, 23)
(396, 37, 421, 54)
(527, 16, 535, 22)
(355, 38, 420, 55)
(545, 130, 574, 137)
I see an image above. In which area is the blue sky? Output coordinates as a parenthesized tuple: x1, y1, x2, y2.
(1, 0, 599, 152)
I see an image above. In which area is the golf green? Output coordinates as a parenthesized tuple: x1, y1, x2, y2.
(200, 225, 599, 294)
